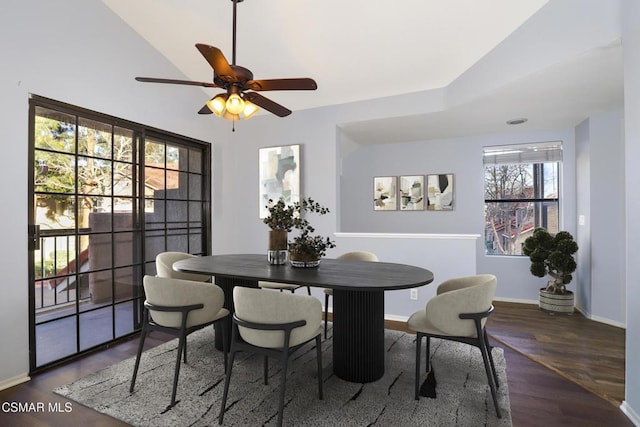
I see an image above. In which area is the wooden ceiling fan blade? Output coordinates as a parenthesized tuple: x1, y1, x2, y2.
(198, 105, 213, 115)
(135, 77, 220, 88)
(195, 43, 237, 82)
(247, 78, 318, 91)
(244, 92, 291, 117)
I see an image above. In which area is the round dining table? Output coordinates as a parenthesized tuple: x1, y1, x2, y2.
(174, 253, 434, 383)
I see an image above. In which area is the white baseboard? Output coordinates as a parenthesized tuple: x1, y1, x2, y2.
(384, 314, 409, 323)
(620, 400, 640, 426)
(0, 373, 30, 391)
(585, 313, 626, 329)
(493, 297, 538, 305)
(493, 297, 626, 329)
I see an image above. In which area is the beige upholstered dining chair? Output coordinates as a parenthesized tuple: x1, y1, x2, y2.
(258, 280, 311, 295)
(130, 275, 229, 408)
(218, 287, 323, 427)
(324, 251, 379, 337)
(156, 251, 211, 282)
(407, 274, 501, 418)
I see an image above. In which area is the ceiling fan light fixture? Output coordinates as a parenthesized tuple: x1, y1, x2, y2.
(207, 94, 228, 116)
(225, 93, 245, 114)
(242, 101, 259, 119)
(222, 111, 240, 121)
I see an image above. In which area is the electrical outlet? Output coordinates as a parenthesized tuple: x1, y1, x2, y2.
(410, 288, 418, 300)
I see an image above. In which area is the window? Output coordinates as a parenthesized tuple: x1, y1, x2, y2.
(483, 142, 561, 256)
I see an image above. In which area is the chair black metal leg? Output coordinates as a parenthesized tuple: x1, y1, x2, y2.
(484, 330, 499, 388)
(306, 286, 311, 296)
(129, 325, 148, 393)
(170, 333, 187, 407)
(263, 356, 269, 385)
(183, 335, 188, 364)
(218, 349, 237, 425)
(222, 319, 229, 373)
(324, 293, 330, 338)
(315, 335, 323, 400)
(425, 335, 431, 373)
(479, 337, 501, 418)
(415, 333, 423, 400)
(277, 350, 291, 427)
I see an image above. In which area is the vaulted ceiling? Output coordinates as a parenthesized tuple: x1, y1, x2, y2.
(102, 0, 623, 143)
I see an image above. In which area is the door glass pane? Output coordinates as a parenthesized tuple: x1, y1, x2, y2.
(145, 199, 165, 230)
(34, 151, 75, 194)
(34, 107, 76, 152)
(115, 300, 138, 338)
(78, 118, 112, 159)
(114, 127, 134, 162)
(145, 139, 165, 165)
(189, 174, 202, 200)
(80, 307, 113, 351)
(189, 149, 202, 173)
(114, 161, 134, 197)
(36, 318, 77, 366)
(78, 156, 112, 195)
(166, 145, 181, 171)
(145, 166, 165, 195)
(114, 198, 135, 231)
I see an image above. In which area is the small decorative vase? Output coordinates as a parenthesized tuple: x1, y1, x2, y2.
(267, 230, 288, 265)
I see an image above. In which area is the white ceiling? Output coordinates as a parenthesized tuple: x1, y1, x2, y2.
(102, 0, 623, 144)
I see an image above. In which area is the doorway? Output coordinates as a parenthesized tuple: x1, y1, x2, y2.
(28, 96, 210, 371)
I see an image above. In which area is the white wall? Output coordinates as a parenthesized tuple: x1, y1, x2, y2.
(621, 0, 640, 423)
(0, 0, 214, 388)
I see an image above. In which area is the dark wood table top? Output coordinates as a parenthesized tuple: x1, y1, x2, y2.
(174, 254, 434, 291)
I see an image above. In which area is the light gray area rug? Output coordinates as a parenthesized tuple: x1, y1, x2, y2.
(55, 326, 512, 426)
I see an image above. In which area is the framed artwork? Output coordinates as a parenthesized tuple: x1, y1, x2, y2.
(259, 144, 300, 218)
(426, 174, 454, 211)
(399, 175, 425, 210)
(373, 176, 397, 211)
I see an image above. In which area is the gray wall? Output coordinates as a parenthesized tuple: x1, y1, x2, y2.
(0, 0, 213, 387)
(339, 128, 581, 307)
(1, 0, 638, 424)
(622, 0, 640, 420)
(576, 110, 626, 324)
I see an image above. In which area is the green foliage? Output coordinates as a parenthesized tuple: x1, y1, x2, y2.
(264, 197, 336, 259)
(522, 228, 578, 294)
(263, 199, 297, 231)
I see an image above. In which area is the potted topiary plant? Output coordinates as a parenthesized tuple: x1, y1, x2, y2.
(522, 228, 579, 314)
(287, 198, 335, 267)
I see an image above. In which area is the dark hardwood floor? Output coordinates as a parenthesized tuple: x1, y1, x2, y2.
(0, 302, 633, 426)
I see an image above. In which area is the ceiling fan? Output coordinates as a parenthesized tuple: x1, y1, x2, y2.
(135, 0, 317, 122)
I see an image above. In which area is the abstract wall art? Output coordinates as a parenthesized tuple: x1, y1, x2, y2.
(399, 175, 425, 210)
(373, 176, 397, 211)
(259, 144, 300, 218)
(426, 173, 454, 211)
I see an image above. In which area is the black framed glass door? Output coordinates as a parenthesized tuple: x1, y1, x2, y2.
(28, 96, 210, 371)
